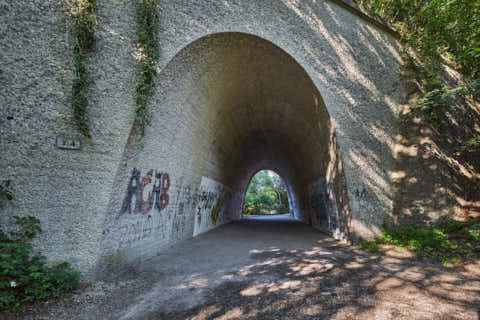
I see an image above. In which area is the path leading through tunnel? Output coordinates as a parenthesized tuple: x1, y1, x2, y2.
(13, 215, 480, 320)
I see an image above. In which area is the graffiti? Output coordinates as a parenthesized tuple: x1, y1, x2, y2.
(354, 185, 367, 199)
(311, 181, 328, 221)
(326, 187, 340, 237)
(107, 174, 233, 250)
(119, 168, 170, 217)
(117, 214, 156, 248)
(193, 176, 231, 236)
(140, 170, 154, 213)
(153, 172, 170, 211)
(309, 178, 341, 237)
(210, 196, 223, 226)
(120, 168, 141, 214)
(308, 173, 352, 240)
(171, 210, 188, 240)
(196, 205, 202, 226)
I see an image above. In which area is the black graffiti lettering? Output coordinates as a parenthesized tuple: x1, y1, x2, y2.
(119, 169, 171, 216)
(153, 171, 163, 211)
(120, 168, 141, 216)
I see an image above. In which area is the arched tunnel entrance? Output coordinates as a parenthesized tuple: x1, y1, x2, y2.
(101, 32, 352, 277)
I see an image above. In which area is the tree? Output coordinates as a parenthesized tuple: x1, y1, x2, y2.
(242, 170, 290, 215)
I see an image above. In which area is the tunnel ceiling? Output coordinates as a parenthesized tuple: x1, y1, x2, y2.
(163, 33, 333, 189)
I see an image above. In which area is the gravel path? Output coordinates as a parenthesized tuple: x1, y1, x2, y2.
(6, 215, 480, 320)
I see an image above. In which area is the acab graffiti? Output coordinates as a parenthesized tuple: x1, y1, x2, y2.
(119, 168, 170, 217)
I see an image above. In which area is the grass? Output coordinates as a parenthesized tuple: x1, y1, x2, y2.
(358, 217, 480, 264)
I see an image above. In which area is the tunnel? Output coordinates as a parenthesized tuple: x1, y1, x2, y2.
(1, 0, 411, 281)
(100, 32, 351, 277)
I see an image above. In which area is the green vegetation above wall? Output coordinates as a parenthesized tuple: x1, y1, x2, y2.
(135, 0, 160, 140)
(357, 0, 480, 79)
(242, 170, 290, 216)
(357, 0, 480, 157)
(71, 0, 96, 138)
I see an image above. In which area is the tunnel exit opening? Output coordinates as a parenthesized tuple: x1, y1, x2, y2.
(241, 170, 292, 217)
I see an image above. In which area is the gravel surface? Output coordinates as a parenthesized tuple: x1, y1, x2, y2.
(4, 215, 480, 320)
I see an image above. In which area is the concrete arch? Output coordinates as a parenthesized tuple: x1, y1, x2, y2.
(98, 32, 351, 278)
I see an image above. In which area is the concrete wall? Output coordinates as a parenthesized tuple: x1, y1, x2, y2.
(0, 0, 405, 279)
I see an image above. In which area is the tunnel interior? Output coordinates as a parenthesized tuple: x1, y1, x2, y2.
(147, 32, 349, 232)
(104, 33, 351, 273)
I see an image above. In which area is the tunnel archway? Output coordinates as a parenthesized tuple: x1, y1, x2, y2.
(145, 32, 350, 234)
(100, 32, 352, 277)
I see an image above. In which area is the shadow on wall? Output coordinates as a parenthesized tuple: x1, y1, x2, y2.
(308, 128, 351, 242)
(166, 0, 404, 236)
(271, 0, 479, 230)
(149, 0, 409, 239)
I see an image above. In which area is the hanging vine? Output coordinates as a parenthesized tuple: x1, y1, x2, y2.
(135, 0, 160, 139)
(71, 0, 96, 138)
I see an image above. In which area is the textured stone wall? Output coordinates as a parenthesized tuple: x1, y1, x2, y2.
(1, 0, 405, 279)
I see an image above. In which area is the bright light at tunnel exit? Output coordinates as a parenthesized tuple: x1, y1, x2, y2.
(242, 170, 291, 216)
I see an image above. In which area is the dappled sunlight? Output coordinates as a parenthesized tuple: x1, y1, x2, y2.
(155, 243, 479, 319)
(79, 218, 480, 319)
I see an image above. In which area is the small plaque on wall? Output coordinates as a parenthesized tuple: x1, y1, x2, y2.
(56, 136, 81, 150)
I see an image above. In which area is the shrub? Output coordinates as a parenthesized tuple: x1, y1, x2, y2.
(0, 216, 80, 313)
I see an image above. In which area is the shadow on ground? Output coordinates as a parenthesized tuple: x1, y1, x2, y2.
(145, 221, 480, 319)
(9, 216, 480, 320)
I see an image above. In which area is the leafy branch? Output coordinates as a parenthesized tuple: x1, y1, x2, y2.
(0, 180, 13, 208)
(71, 0, 96, 138)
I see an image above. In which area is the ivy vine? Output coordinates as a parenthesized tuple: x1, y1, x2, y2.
(135, 0, 160, 139)
(71, 0, 96, 138)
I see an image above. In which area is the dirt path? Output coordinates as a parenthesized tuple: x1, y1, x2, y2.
(8, 215, 480, 320)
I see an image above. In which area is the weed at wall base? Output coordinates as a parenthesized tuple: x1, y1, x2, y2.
(0, 216, 80, 313)
(357, 218, 479, 265)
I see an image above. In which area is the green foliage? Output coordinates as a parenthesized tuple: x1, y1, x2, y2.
(358, 0, 480, 136)
(357, 0, 480, 79)
(135, 0, 160, 139)
(0, 217, 80, 313)
(71, 0, 96, 138)
(357, 218, 479, 264)
(0, 180, 13, 208)
(411, 84, 469, 126)
(458, 136, 480, 154)
(242, 170, 290, 215)
(358, 237, 380, 253)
